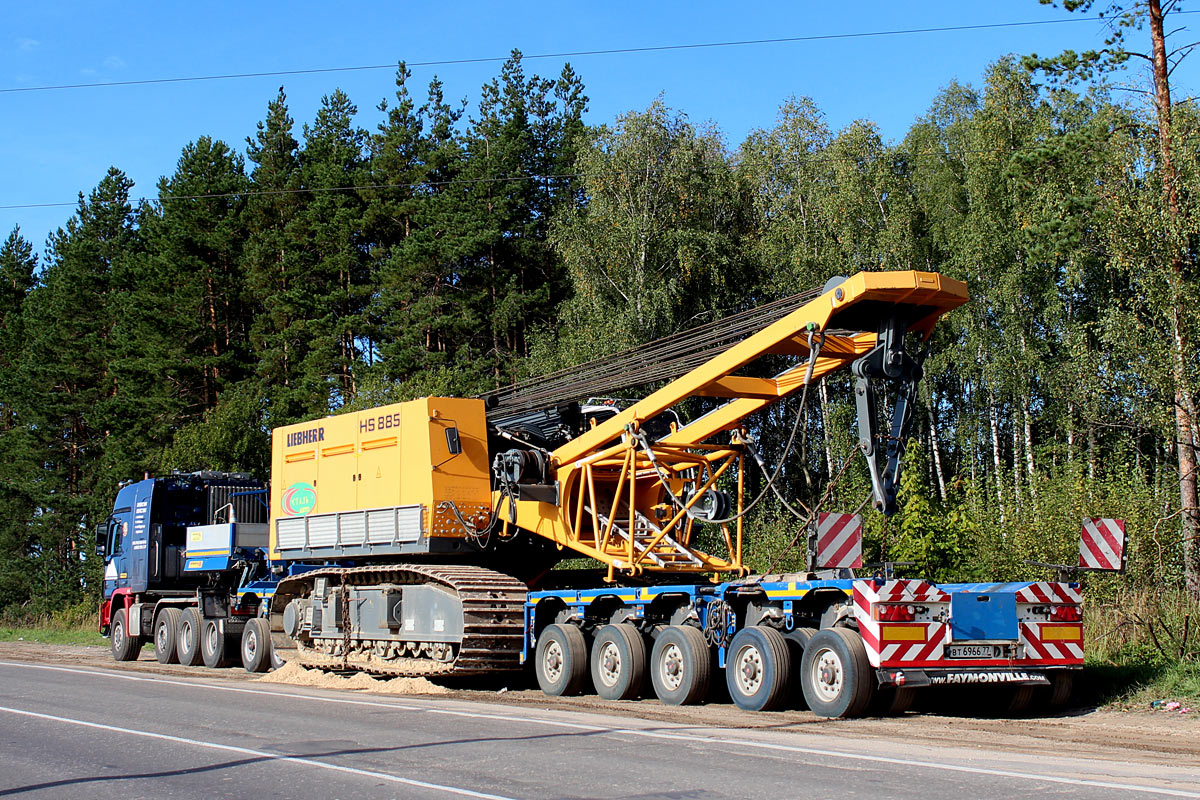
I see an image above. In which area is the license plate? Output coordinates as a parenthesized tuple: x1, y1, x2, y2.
(946, 644, 1002, 659)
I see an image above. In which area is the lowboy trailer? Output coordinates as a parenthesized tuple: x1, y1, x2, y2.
(96, 270, 1120, 716)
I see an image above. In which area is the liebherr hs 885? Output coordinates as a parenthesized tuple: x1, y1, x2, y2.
(98, 271, 1123, 716)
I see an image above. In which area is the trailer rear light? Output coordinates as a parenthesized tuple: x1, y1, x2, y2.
(874, 603, 916, 622)
(1049, 605, 1082, 622)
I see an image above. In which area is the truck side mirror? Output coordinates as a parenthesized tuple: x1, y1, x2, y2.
(1080, 518, 1125, 572)
(95, 523, 107, 558)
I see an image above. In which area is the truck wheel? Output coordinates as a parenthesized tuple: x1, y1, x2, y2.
(801, 627, 874, 718)
(154, 607, 182, 664)
(110, 608, 141, 662)
(650, 625, 711, 706)
(201, 618, 234, 668)
(726, 626, 791, 712)
(535, 624, 588, 696)
(241, 618, 272, 673)
(590, 624, 646, 701)
(177, 607, 203, 666)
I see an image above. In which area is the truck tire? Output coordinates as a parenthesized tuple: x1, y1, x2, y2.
(590, 624, 646, 701)
(801, 627, 874, 718)
(201, 618, 234, 668)
(241, 617, 272, 673)
(154, 607, 182, 664)
(726, 625, 791, 712)
(650, 625, 711, 706)
(110, 608, 141, 662)
(535, 624, 588, 696)
(177, 607, 203, 666)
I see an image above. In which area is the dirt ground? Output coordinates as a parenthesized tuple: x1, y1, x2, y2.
(3, 640, 1196, 767)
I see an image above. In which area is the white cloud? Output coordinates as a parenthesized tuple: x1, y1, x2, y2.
(16, 38, 39, 53)
(103, 55, 125, 70)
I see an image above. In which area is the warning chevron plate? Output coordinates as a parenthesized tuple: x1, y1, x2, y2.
(1079, 518, 1125, 571)
(815, 512, 862, 569)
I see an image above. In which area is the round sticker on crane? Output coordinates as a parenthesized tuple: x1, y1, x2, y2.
(282, 483, 316, 516)
(122, 521, 129, 537)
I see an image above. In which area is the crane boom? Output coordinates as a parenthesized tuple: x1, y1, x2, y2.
(493, 270, 967, 578)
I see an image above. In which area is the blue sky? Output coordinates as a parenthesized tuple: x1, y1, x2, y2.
(3, 1, 1197, 261)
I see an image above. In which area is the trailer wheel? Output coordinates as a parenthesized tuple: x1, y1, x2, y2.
(177, 607, 203, 666)
(726, 626, 791, 712)
(1036, 672, 1073, 710)
(110, 608, 141, 662)
(990, 685, 1034, 717)
(784, 628, 817, 709)
(201, 618, 234, 669)
(801, 627, 874, 718)
(535, 624, 588, 696)
(869, 687, 916, 716)
(241, 617, 272, 673)
(154, 607, 181, 664)
(590, 624, 647, 700)
(650, 625, 711, 706)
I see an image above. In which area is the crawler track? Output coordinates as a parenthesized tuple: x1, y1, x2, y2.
(271, 563, 528, 678)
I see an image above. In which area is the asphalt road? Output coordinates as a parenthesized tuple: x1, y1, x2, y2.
(0, 659, 1197, 800)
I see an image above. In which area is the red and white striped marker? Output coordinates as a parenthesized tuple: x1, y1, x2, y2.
(814, 512, 862, 569)
(1079, 518, 1125, 571)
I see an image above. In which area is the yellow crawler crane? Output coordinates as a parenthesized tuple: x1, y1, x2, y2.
(491, 269, 967, 579)
(268, 270, 968, 677)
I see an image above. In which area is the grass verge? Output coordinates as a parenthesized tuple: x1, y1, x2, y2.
(0, 626, 108, 647)
(1081, 659, 1200, 711)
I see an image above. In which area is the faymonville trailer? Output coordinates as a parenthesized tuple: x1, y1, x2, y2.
(97, 271, 1123, 716)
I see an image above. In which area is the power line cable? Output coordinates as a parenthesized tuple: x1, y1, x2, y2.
(4, 13, 1192, 95)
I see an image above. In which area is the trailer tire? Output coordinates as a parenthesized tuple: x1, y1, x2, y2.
(535, 624, 588, 696)
(650, 625, 711, 706)
(869, 687, 916, 716)
(241, 617, 272, 673)
(177, 607, 203, 666)
(801, 627, 874, 718)
(991, 685, 1034, 717)
(726, 626, 791, 712)
(784, 628, 817, 708)
(110, 608, 141, 662)
(201, 618, 234, 669)
(590, 624, 647, 700)
(154, 607, 181, 664)
(1037, 672, 1073, 709)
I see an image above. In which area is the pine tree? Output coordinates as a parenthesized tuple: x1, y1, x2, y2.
(243, 88, 309, 422)
(296, 88, 370, 411)
(16, 170, 138, 611)
(141, 137, 253, 419)
(0, 227, 38, 609)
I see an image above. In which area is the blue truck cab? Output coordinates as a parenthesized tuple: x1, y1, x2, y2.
(96, 471, 278, 670)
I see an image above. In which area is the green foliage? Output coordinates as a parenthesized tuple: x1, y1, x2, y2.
(4, 40, 1200, 653)
(546, 100, 745, 368)
(160, 382, 271, 476)
(888, 440, 979, 581)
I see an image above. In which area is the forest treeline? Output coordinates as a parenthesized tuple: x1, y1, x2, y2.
(1, 45, 1199, 618)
